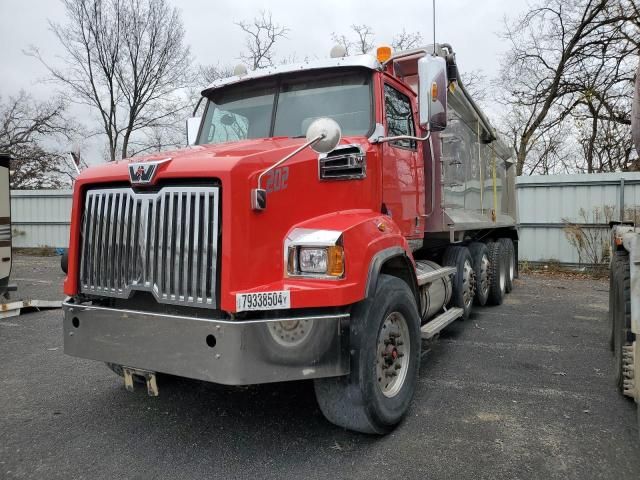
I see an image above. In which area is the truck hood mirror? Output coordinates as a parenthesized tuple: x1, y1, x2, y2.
(306, 117, 342, 154)
(186, 116, 202, 146)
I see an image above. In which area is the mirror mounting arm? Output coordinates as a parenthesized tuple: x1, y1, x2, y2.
(371, 130, 432, 144)
(257, 134, 325, 191)
(251, 134, 325, 211)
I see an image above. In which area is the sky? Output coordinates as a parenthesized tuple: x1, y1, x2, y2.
(0, 0, 531, 163)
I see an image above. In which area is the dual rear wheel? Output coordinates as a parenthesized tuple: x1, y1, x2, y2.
(447, 239, 515, 312)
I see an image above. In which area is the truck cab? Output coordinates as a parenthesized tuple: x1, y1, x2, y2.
(62, 45, 518, 434)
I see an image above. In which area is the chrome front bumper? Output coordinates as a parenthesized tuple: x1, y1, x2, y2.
(62, 300, 350, 385)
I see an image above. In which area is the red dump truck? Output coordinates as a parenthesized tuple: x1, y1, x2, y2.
(62, 44, 518, 434)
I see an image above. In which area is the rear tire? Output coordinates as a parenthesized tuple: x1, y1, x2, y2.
(468, 242, 490, 306)
(609, 251, 624, 351)
(487, 242, 506, 306)
(314, 274, 421, 434)
(498, 238, 515, 293)
(442, 246, 475, 320)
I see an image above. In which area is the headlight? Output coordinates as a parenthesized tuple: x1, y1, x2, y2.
(287, 245, 344, 277)
(299, 248, 328, 273)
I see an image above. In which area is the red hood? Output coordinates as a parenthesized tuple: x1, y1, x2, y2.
(75, 137, 324, 186)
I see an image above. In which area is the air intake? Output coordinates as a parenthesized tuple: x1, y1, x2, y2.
(318, 144, 366, 181)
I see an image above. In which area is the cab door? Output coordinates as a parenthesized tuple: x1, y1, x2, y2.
(381, 81, 424, 238)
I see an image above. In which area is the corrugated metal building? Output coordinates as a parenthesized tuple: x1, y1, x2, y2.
(518, 173, 640, 264)
(10, 190, 72, 249)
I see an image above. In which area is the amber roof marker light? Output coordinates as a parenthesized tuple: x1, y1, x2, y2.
(376, 45, 393, 63)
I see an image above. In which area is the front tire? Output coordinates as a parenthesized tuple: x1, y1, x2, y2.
(314, 274, 421, 434)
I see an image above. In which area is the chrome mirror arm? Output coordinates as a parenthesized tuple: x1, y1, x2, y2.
(251, 134, 325, 211)
(370, 131, 432, 144)
(257, 134, 325, 192)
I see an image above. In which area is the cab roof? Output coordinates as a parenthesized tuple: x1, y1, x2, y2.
(202, 54, 381, 94)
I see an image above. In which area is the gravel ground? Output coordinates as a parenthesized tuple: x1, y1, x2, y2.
(6, 254, 65, 302)
(1, 267, 639, 479)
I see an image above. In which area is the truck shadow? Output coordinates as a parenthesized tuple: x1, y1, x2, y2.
(91, 374, 381, 454)
(85, 315, 474, 454)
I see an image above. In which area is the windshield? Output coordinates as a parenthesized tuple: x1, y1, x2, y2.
(197, 69, 372, 145)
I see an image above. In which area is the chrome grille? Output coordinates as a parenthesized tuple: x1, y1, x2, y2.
(80, 186, 219, 308)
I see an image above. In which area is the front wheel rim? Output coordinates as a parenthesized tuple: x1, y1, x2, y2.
(376, 311, 410, 398)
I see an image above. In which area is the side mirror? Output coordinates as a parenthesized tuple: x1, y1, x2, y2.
(306, 117, 342, 154)
(186, 116, 202, 146)
(418, 55, 448, 132)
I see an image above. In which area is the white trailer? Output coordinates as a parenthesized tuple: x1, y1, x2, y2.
(0, 153, 12, 299)
(608, 62, 640, 427)
(610, 225, 640, 427)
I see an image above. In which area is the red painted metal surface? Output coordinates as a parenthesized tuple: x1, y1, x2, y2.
(64, 71, 421, 312)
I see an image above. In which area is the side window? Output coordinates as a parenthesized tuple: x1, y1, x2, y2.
(384, 84, 416, 150)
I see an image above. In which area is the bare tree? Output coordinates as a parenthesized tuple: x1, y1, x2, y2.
(27, 0, 192, 161)
(391, 29, 423, 51)
(198, 64, 235, 85)
(331, 24, 377, 55)
(0, 92, 83, 188)
(330, 32, 353, 56)
(634, 59, 640, 157)
(351, 24, 376, 54)
(332, 25, 423, 56)
(497, 0, 639, 175)
(460, 69, 487, 104)
(236, 11, 289, 69)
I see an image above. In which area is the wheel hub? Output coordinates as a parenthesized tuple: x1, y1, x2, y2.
(376, 312, 410, 398)
(462, 259, 476, 309)
(267, 319, 313, 347)
(478, 254, 490, 297)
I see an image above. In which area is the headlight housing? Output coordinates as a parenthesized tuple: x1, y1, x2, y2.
(285, 228, 345, 279)
(287, 245, 344, 278)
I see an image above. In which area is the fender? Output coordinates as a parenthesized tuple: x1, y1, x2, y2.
(280, 209, 417, 309)
(365, 246, 418, 302)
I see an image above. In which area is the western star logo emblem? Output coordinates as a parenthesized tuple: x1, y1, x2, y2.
(128, 157, 172, 185)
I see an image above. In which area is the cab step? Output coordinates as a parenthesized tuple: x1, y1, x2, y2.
(420, 307, 464, 339)
(415, 263, 456, 286)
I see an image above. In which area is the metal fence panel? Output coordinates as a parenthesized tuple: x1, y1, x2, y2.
(10, 190, 72, 248)
(517, 173, 640, 264)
